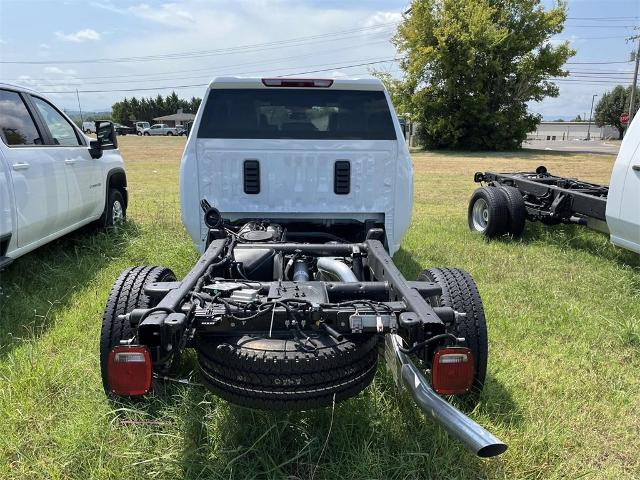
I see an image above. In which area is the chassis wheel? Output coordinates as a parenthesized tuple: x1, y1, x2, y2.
(468, 187, 509, 238)
(418, 268, 488, 404)
(137, 131, 142, 136)
(100, 266, 176, 396)
(196, 334, 378, 410)
(498, 185, 526, 237)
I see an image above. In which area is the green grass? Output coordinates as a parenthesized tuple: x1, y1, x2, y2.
(1, 137, 639, 479)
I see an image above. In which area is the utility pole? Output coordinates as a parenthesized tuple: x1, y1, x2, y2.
(587, 94, 597, 140)
(76, 89, 84, 124)
(624, 30, 639, 135)
(629, 46, 639, 123)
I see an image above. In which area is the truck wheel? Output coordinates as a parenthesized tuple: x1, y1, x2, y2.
(100, 266, 176, 396)
(468, 187, 509, 238)
(498, 185, 526, 237)
(195, 334, 378, 410)
(100, 188, 126, 228)
(418, 268, 488, 405)
(137, 131, 142, 136)
(166, 131, 173, 136)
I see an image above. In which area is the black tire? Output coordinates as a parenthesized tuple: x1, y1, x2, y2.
(144, 132, 150, 136)
(137, 131, 142, 136)
(418, 268, 488, 404)
(100, 188, 126, 228)
(166, 131, 173, 136)
(196, 333, 378, 410)
(468, 187, 509, 238)
(498, 185, 526, 237)
(100, 266, 176, 396)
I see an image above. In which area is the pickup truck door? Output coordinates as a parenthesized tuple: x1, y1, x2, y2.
(0, 88, 68, 249)
(28, 95, 101, 226)
(0, 149, 14, 252)
(606, 115, 640, 254)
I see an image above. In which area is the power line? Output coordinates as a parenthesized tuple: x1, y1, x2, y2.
(567, 60, 632, 65)
(22, 55, 397, 88)
(5, 37, 394, 83)
(37, 58, 399, 94)
(0, 22, 399, 65)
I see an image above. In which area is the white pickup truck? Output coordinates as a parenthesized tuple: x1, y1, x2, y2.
(142, 123, 179, 136)
(0, 83, 128, 269)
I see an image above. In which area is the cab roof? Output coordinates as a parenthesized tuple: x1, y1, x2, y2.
(208, 77, 385, 91)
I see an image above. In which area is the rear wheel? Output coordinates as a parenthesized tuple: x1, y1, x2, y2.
(166, 131, 173, 136)
(498, 185, 526, 237)
(468, 187, 509, 238)
(418, 268, 488, 405)
(100, 266, 176, 396)
(196, 333, 378, 410)
(137, 131, 142, 136)
(144, 132, 150, 136)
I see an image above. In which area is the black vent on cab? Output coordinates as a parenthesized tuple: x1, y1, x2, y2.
(243, 160, 260, 194)
(334, 160, 351, 195)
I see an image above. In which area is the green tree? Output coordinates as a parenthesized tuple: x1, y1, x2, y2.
(571, 114, 583, 122)
(594, 85, 638, 139)
(394, 0, 574, 150)
(371, 71, 412, 116)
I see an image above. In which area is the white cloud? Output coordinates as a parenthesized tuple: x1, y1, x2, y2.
(128, 3, 194, 27)
(365, 11, 402, 28)
(55, 29, 101, 42)
(39, 43, 51, 49)
(44, 67, 77, 75)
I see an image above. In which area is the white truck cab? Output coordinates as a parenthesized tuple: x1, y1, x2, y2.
(606, 114, 640, 254)
(0, 83, 128, 268)
(180, 77, 413, 254)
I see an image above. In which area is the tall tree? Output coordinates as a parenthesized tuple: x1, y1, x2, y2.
(594, 85, 638, 139)
(394, 0, 574, 150)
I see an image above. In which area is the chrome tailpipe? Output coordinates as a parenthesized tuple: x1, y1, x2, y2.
(385, 334, 507, 458)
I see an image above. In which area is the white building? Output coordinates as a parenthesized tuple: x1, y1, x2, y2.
(527, 121, 619, 141)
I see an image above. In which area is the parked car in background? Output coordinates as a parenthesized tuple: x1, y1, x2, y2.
(135, 121, 150, 136)
(113, 123, 136, 135)
(143, 123, 179, 136)
(0, 83, 128, 269)
(176, 125, 187, 136)
(82, 121, 96, 134)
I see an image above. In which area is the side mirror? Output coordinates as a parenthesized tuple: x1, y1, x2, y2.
(96, 120, 118, 150)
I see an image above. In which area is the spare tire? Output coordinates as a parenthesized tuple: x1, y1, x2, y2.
(196, 333, 378, 410)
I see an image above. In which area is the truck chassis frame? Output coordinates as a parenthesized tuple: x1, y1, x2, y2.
(475, 166, 609, 231)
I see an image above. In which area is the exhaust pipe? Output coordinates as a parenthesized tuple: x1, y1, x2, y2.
(317, 257, 358, 282)
(385, 334, 507, 458)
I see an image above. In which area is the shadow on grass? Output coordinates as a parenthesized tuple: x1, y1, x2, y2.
(0, 222, 140, 359)
(520, 222, 640, 270)
(135, 362, 519, 479)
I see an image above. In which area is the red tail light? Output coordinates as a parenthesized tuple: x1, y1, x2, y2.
(431, 347, 474, 395)
(261, 78, 334, 88)
(107, 345, 152, 396)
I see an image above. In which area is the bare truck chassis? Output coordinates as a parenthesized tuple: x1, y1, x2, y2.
(473, 165, 609, 234)
(100, 215, 507, 457)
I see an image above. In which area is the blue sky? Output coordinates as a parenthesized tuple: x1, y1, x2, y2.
(0, 0, 638, 119)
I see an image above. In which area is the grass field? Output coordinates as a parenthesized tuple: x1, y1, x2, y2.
(1, 136, 639, 479)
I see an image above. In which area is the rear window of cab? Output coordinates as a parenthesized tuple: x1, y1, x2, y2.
(197, 89, 396, 140)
